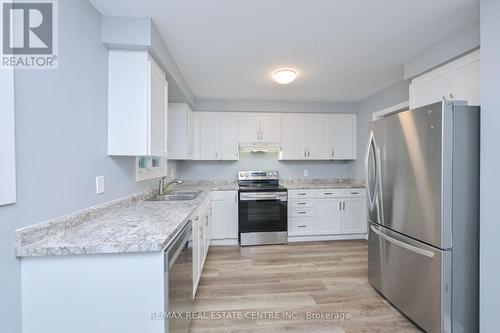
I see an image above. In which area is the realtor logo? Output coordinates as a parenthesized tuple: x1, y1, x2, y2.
(1, 0, 58, 69)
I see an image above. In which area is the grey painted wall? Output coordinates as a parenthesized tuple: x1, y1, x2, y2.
(479, 0, 500, 331)
(178, 152, 353, 180)
(404, 21, 480, 79)
(353, 79, 410, 179)
(0, 1, 161, 332)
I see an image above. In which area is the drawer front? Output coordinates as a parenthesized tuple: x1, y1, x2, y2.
(288, 190, 314, 199)
(289, 199, 314, 208)
(289, 208, 315, 217)
(340, 189, 366, 197)
(289, 218, 314, 235)
(314, 189, 340, 198)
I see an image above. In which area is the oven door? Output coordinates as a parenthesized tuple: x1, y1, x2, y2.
(238, 191, 288, 244)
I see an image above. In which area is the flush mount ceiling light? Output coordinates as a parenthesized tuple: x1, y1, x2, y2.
(272, 68, 297, 84)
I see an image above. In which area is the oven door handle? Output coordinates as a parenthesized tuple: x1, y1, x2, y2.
(240, 193, 287, 201)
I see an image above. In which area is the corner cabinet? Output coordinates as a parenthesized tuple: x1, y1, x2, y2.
(280, 114, 357, 160)
(167, 103, 194, 160)
(409, 49, 480, 109)
(108, 50, 168, 156)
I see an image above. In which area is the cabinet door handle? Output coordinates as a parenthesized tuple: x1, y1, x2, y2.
(332, 148, 335, 157)
(339, 202, 342, 210)
(343, 202, 345, 210)
(235, 193, 237, 203)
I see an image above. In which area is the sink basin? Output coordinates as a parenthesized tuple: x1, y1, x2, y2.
(146, 190, 202, 202)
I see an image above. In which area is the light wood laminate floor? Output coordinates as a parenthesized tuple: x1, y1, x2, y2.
(191, 240, 422, 333)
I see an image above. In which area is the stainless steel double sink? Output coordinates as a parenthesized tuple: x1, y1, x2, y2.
(147, 190, 202, 202)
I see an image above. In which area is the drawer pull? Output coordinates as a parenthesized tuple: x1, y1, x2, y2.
(351, 191, 359, 194)
(323, 192, 333, 195)
(297, 212, 307, 214)
(297, 202, 307, 205)
(297, 225, 307, 228)
(297, 193, 307, 196)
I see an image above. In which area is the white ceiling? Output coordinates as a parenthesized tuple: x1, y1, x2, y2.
(90, 0, 479, 102)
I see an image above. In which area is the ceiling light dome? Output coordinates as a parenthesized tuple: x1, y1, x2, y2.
(272, 68, 297, 84)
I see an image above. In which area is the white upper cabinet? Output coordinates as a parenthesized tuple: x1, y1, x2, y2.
(238, 114, 281, 144)
(168, 103, 193, 160)
(331, 114, 357, 160)
(281, 114, 356, 160)
(221, 114, 239, 160)
(238, 115, 260, 142)
(409, 49, 480, 109)
(199, 113, 221, 160)
(281, 117, 307, 159)
(307, 115, 331, 160)
(189, 113, 201, 160)
(108, 50, 168, 156)
(196, 112, 239, 161)
(450, 50, 480, 106)
(260, 116, 281, 143)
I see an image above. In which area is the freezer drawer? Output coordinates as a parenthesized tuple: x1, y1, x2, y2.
(368, 223, 451, 333)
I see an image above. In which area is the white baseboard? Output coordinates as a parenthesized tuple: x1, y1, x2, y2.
(210, 238, 238, 246)
(288, 233, 368, 242)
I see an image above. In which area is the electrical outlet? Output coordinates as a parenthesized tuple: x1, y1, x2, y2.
(303, 169, 309, 177)
(96, 176, 105, 195)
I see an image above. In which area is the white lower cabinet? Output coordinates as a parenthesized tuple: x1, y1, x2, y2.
(288, 189, 367, 240)
(192, 195, 211, 296)
(341, 197, 367, 234)
(211, 191, 239, 243)
(315, 198, 342, 234)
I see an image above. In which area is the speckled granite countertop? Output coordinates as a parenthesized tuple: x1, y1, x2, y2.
(15, 181, 238, 258)
(280, 178, 365, 190)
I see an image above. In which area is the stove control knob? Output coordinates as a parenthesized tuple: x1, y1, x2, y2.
(239, 172, 244, 177)
(245, 173, 249, 177)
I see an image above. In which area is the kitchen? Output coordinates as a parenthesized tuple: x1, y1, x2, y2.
(1, 0, 498, 333)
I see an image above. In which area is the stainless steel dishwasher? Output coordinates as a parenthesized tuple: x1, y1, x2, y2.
(165, 221, 193, 333)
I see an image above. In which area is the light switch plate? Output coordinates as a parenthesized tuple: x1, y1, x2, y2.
(96, 176, 105, 195)
(303, 169, 309, 177)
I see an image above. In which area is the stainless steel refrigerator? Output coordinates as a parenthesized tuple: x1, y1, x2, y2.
(365, 101, 479, 333)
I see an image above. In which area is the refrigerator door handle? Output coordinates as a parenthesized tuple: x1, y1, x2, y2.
(364, 131, 379, 210)
(370, 225, 435, 258)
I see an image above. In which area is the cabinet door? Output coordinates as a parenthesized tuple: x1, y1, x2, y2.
(189, 113, 200, 160)
(409, 65, 451, 109)
(199, 113, 220, 160)
(238, 115, 260, 142)
(167, 103, 189, 159)
(307, 115, 331, 159)
(281, 117, 307, 160)
(261, 115, 281, 142)
(225, 191, 239, 239)
(221, 114, 239, 160)
(315, 198, 342, 234)
(211, 199, 227, 239)
(331, 114, 356, 160)
(341, 198, 368, 234)
(450, 50, 480, 106)
(148, 58, 168, 157)
(192, 219, 200, 295)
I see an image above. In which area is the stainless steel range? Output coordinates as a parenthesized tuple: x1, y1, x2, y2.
(238, 170, 287, 246)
